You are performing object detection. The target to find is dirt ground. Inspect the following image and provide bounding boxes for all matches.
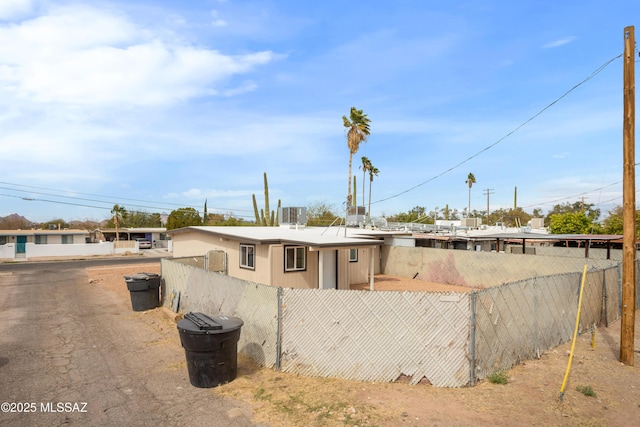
[350,274,474,293]
[88,264,640,426]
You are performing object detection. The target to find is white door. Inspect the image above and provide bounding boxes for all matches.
[319,250,337,289]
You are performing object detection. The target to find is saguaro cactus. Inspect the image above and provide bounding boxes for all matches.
[252,172,280,226]
[264,173,271,225]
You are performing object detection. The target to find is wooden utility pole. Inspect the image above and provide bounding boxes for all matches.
[483,188,494,225]
[621,26,636,366]
[581,196,589,211]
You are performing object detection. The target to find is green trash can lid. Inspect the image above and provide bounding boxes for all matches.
[178,312,243,334]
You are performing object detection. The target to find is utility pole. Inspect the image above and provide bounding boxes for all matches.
[581,196,589,211]
[621,26,636,366]
[483,188,494,226]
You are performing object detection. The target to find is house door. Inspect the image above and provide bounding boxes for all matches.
[16,236,27,254]
[319,250,337,289]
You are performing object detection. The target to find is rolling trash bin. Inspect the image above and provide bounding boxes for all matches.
[177,312,243,388]
[124,273,160,312]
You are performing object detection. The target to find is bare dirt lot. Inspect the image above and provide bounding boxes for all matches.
[89,264,640,426]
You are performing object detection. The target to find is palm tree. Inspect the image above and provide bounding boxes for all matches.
[465,173,476,218]
[360,156,371,207]
[367,164,379,221]
[111,204,126,241]
[343,107,371,208]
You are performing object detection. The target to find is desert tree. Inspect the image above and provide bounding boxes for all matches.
[367,163,379,220]
[110,204,126,241]
[343,107,371,208]
[465,173,476,218]
[360,156,371,207]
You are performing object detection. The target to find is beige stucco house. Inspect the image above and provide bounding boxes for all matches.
[167,226,387,290]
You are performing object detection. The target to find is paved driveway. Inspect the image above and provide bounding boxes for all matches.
[0,261,261,427]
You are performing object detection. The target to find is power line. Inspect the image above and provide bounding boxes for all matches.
[520,181,620,209]
[519,162,640,210]
[0,180,253,212]
[0,185,165,211]
[0,193,111,210]
[372,53,624,205]
[2,53,630,220]
[0,191,257,220]
[0,181,254,214]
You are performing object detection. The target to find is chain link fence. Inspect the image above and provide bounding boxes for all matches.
[161,259,279,368]
[280,289,470,386]
[170,255,206,269]
[472,264,628,383]
[161,258,637,387]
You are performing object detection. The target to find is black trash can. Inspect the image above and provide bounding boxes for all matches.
[177,312,243,388]
[124,273,161,312]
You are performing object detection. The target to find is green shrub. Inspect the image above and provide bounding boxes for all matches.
[487,370,508,385]
[576,385,596,397]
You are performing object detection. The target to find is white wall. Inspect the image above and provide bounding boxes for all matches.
[113,240,137,255]
[0,244,15,259]
[25,242,114,258]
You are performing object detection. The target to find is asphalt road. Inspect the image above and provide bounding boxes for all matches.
[0,259,262,427]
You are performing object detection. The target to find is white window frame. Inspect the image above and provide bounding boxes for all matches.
[284,246,306,272]
[240,244,255,270]
[61,235,73,244]
[35,235,48,245]
[349,248,358,262]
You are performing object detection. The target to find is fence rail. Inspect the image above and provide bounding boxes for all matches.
[160,258,638,387]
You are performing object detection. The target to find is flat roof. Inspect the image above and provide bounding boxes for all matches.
[0,229,89,236]
[414,232,623,242]
[168,226,389,248]
[98,228,166,233]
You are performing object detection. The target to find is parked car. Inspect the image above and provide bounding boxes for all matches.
[136,238,152,249]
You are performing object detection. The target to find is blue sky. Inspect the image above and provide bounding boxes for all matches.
[0,0,637,223]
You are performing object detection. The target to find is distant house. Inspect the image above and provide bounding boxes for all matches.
[0,229,90,258]
[411,229,623,259]
[167,226,387,290]
[96,227,168,248]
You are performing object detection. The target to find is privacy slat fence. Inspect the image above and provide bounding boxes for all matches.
[280,289,470,386]
[162,257,637,387]
[162,258,279,369]
[471,265,621,383]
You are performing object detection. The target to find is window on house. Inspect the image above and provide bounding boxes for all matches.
[284,246,307,271]
[240,244,255,270]
[0,236,6,245]
[349,248,358,262]
[285,246,306,271]
[61,235,73,244]
[35,235,47,245]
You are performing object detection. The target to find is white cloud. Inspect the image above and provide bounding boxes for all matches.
[222,81,258,96]
[210,10,227,27]
[0,0,32,20]
[0,5,277,106]
[543,37,577,49]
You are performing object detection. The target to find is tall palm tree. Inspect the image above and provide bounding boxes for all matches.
[111,204,126,241]
[360,156,371,207]
[367,164,379,221]
[465,173,476,218]
[343,107,371,208]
